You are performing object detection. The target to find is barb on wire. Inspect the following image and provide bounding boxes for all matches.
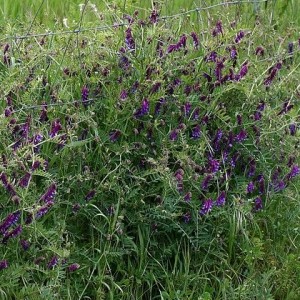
[1,0,268,42]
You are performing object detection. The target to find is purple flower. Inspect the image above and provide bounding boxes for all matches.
[278,100,294,115]
[154,98,165,115]
[68,263,80,272]
[287,165,300,180]
[191,32,199,49]
[253,111,262,121]
[235,62,248,80]
[47,256,59,269]
[81,86,89,107]
[213,129,223,150]
[255,46,264,56]
[201,175,212,190]
[31,161,41,171]
[289,124,297,136]
[253,197,263,212]
[208,159,220,174]
[0,260,8,270]
[134,99,149,118]
[169,129,179,141]
[248,159,256,177]
[49,119,62,138]
[215,60,224,81]
[40,184,57,203]
[0,211,21,234]
[247,181,255,193]
[230,46,238,59]
[200,199,213,215]
[85,190,96,201]
[2,225,22,244]
[36,201,54,219]
[206,51,217,62]
[288,42,294,55]
[109,129,121,142]
[183,102,192,116]
[274,180,285,192]
[19,172,31,188]
[264,62,282,86]
[149,9,159,24]
[192,107,200,120]
[257,101,266,111]
[120,89,128,101]
[215,191,226,206]
[182,212,191,223]
[258,175,265,194]
[184,192,192,202]
[20,239,30,251]
[191,125,201,139]
[125,28,135,50]
[212,20,223,37]
[234,30,245,43]
[235,130,247,143]
[150,82,161,94]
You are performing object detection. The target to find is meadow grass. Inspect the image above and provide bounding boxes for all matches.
[0,0,300,299]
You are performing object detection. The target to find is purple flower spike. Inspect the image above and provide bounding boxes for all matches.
[200,199,213,215]
[201,175,212,190]
[215,191,226,206]
[182,212,191,223]
[47,256,59,269]
[0,260,8,270]
[40,184,57,203]
[85,190,96,201]
[287,165,300,180]
[49,119,62,138]
[154,98,165,115]
[289,124,297,136]
[125,28,135,50]
[20,239,30,251]
[2,225,22,244]
[212,20,223,37]
[209,159,220,174]
[235,130,247,143]
[19,172,31,188]
[120,89,128,101]
[235,62,249,80]
[36,201,54,219]
[247,181,255,193]
[81,86,89,107]
[274,180,285,192]
[264,62,282,86]
[0,211,21,234]
[68,263,80,272]
[149,9,159,24]
[191,124,201,139]
[248,159,256,177]
[191,32,199,49]
[169,129,179,141]
[253,197,263,212]
[255,46,264,56]
[184,192,192,202]
[109,129,121,142]
[134,99,149,118]
[234,30,245,43]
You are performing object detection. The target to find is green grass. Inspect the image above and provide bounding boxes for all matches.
[0,0,300,299]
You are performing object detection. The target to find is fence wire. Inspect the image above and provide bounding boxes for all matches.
[1,0,268,42]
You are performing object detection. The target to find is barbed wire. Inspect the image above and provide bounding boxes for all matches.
[1,0,268,42]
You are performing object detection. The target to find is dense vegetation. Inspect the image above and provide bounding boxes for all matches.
[0,1,300,299]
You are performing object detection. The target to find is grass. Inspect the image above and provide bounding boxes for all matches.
[0,0,300,299]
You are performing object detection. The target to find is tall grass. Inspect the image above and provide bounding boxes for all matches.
[0,0,300,299]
